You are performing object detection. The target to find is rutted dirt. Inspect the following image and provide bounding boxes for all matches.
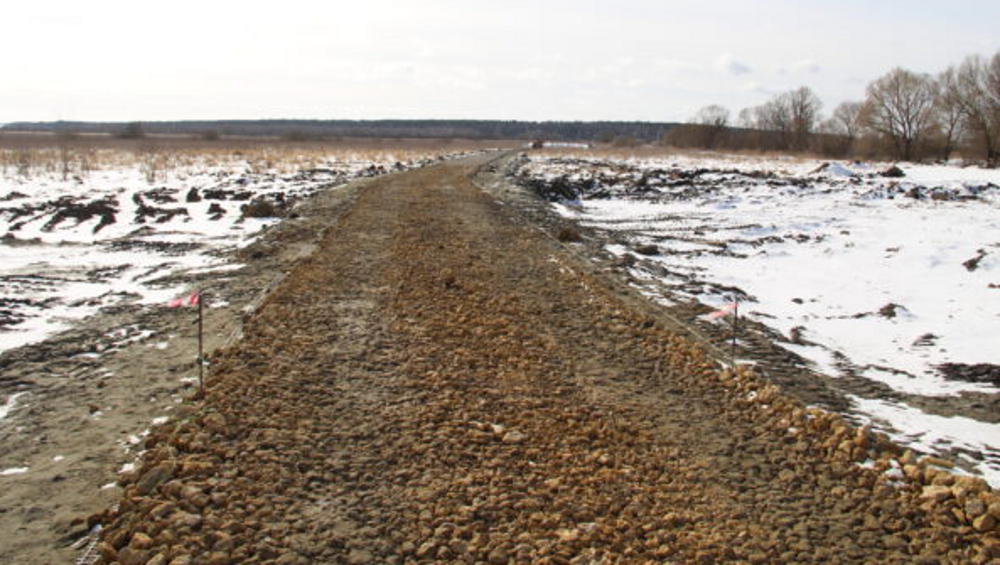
[81,154,1000,564]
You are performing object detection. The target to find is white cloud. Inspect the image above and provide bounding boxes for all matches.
[0,1,997,122]
[791,59,822,73]
[655,59,703,74]
[716,53,753,75]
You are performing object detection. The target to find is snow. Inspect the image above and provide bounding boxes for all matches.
[522,153,1000,485]
[0,467,28,475]
[538,157,1000,397]
[849,395,1000,487]
[821,163,857,178]
[0,150,445,352]
[778,343,843,378]
[0,392,25,421]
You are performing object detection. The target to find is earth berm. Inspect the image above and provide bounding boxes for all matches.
[91,154,1000,564]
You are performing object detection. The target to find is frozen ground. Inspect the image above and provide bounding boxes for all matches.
[0,151,447,352]
[515,152,1000,485]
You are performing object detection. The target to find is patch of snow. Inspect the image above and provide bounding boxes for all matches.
[0,151,453,352]
[528,155,1000,398]
[0,467,29,475]
[824,163,857,177]
[522,153,1000,486]
[778,342,844,378]
[848,395,1000,488]
[0,392,27,421]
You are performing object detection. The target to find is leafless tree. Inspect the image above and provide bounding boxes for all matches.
[831,101,864,144]
[690,104,730,148]
[862,67,937,161]
[948,53,1000,166]
[693,105,730,128]
[736,107,754,129]
[786,86,823,150]
[934,67,966,161]
[753,98,792,149]
[739,87,821,151]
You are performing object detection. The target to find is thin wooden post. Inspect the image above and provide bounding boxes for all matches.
[197,291,204,396]
[731,299,739,366]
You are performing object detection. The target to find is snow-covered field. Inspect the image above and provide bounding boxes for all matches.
[516,151,1000,485]
[0,148,447,352]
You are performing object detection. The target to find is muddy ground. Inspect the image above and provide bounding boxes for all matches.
[0,170,382,564]
[74,153,1000,564]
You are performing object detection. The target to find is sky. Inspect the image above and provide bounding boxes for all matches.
[2,0,998,124]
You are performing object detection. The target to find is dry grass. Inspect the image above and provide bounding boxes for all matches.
[0,132,517,180]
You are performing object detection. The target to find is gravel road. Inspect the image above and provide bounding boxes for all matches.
[90,154,1000,564]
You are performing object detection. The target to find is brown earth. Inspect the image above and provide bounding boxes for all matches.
[89,154,1000,564]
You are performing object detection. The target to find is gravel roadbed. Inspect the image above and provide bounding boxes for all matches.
[90,154,1000,564]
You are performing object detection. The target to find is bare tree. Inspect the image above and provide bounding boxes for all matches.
[754,97,792,150]
[738,87,821,151]
[949,53,1000,166]
[736,107,754,129]
[934,67,966,161]
[862,67,937,161]
[831,101,864,144]
[690,104,730,148]
[786,86,823,150]
[693,105,730,128]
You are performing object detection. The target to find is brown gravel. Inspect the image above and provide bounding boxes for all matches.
[92,154,1000,564]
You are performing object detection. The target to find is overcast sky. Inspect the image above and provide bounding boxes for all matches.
[2,0,998,124]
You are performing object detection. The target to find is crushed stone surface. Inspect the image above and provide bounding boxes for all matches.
[90,154,1000,564]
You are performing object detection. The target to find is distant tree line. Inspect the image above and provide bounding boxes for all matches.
[1,119,677,144]
[663,49,1000,165]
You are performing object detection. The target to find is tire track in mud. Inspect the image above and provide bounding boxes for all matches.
[91,155,1000,564]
